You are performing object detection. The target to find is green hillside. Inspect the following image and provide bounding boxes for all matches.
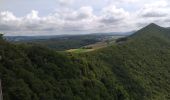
[88,23,170,100]
[0,23,170,100]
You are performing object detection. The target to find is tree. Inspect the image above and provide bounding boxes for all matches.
[0,33,3,40]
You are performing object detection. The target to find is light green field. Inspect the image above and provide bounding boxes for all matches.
[67,41,113,53]
[67,35,125,53]
[67,48,93,53]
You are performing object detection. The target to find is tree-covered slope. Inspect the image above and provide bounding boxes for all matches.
[89,23,170,100]
[0,23,170,100]
[0,39,130,100]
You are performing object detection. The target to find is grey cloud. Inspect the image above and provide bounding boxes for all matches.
[164,18,170,22]
[58,0,74,6]
[100,5,129,25]
[0,24,14,31]
[100,17,123,24]
[142,12,167,17]
[139,0,170,18]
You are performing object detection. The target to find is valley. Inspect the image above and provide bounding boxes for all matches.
[67,35,125,53]
[0,23,170,100]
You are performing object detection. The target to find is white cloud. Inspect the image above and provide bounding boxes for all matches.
[100,5,129,24]
[139,0,170,17]
[136,0,170,25]
[54,6,95,21]
[144,0,168,8]
[119,0,138,3]
[77,7,94,20]
[26,10,40,20]
[58,0,74,6]
[0,0,170,35]
[0,11,18,21]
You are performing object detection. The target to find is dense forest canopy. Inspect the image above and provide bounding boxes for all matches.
[0,23,170,100]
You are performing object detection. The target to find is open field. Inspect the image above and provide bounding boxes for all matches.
[67,35,125,53]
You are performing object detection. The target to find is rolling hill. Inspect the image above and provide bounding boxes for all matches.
[0,23,170,100]
[5,34,126,51]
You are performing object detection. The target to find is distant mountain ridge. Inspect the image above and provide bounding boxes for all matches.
[5,33,128,51]
[4,32,132,42]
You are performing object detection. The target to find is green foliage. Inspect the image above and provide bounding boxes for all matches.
[0,23,170,100]
[0,33,3,40]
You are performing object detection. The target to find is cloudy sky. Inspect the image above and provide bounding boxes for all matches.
[0,0,170,36]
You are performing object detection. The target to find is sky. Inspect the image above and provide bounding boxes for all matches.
[0,0,170,36]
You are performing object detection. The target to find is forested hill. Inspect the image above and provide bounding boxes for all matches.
[89,23,170,100]
[0,23,170,100]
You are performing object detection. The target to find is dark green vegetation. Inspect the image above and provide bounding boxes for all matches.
[0,23,170,100]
